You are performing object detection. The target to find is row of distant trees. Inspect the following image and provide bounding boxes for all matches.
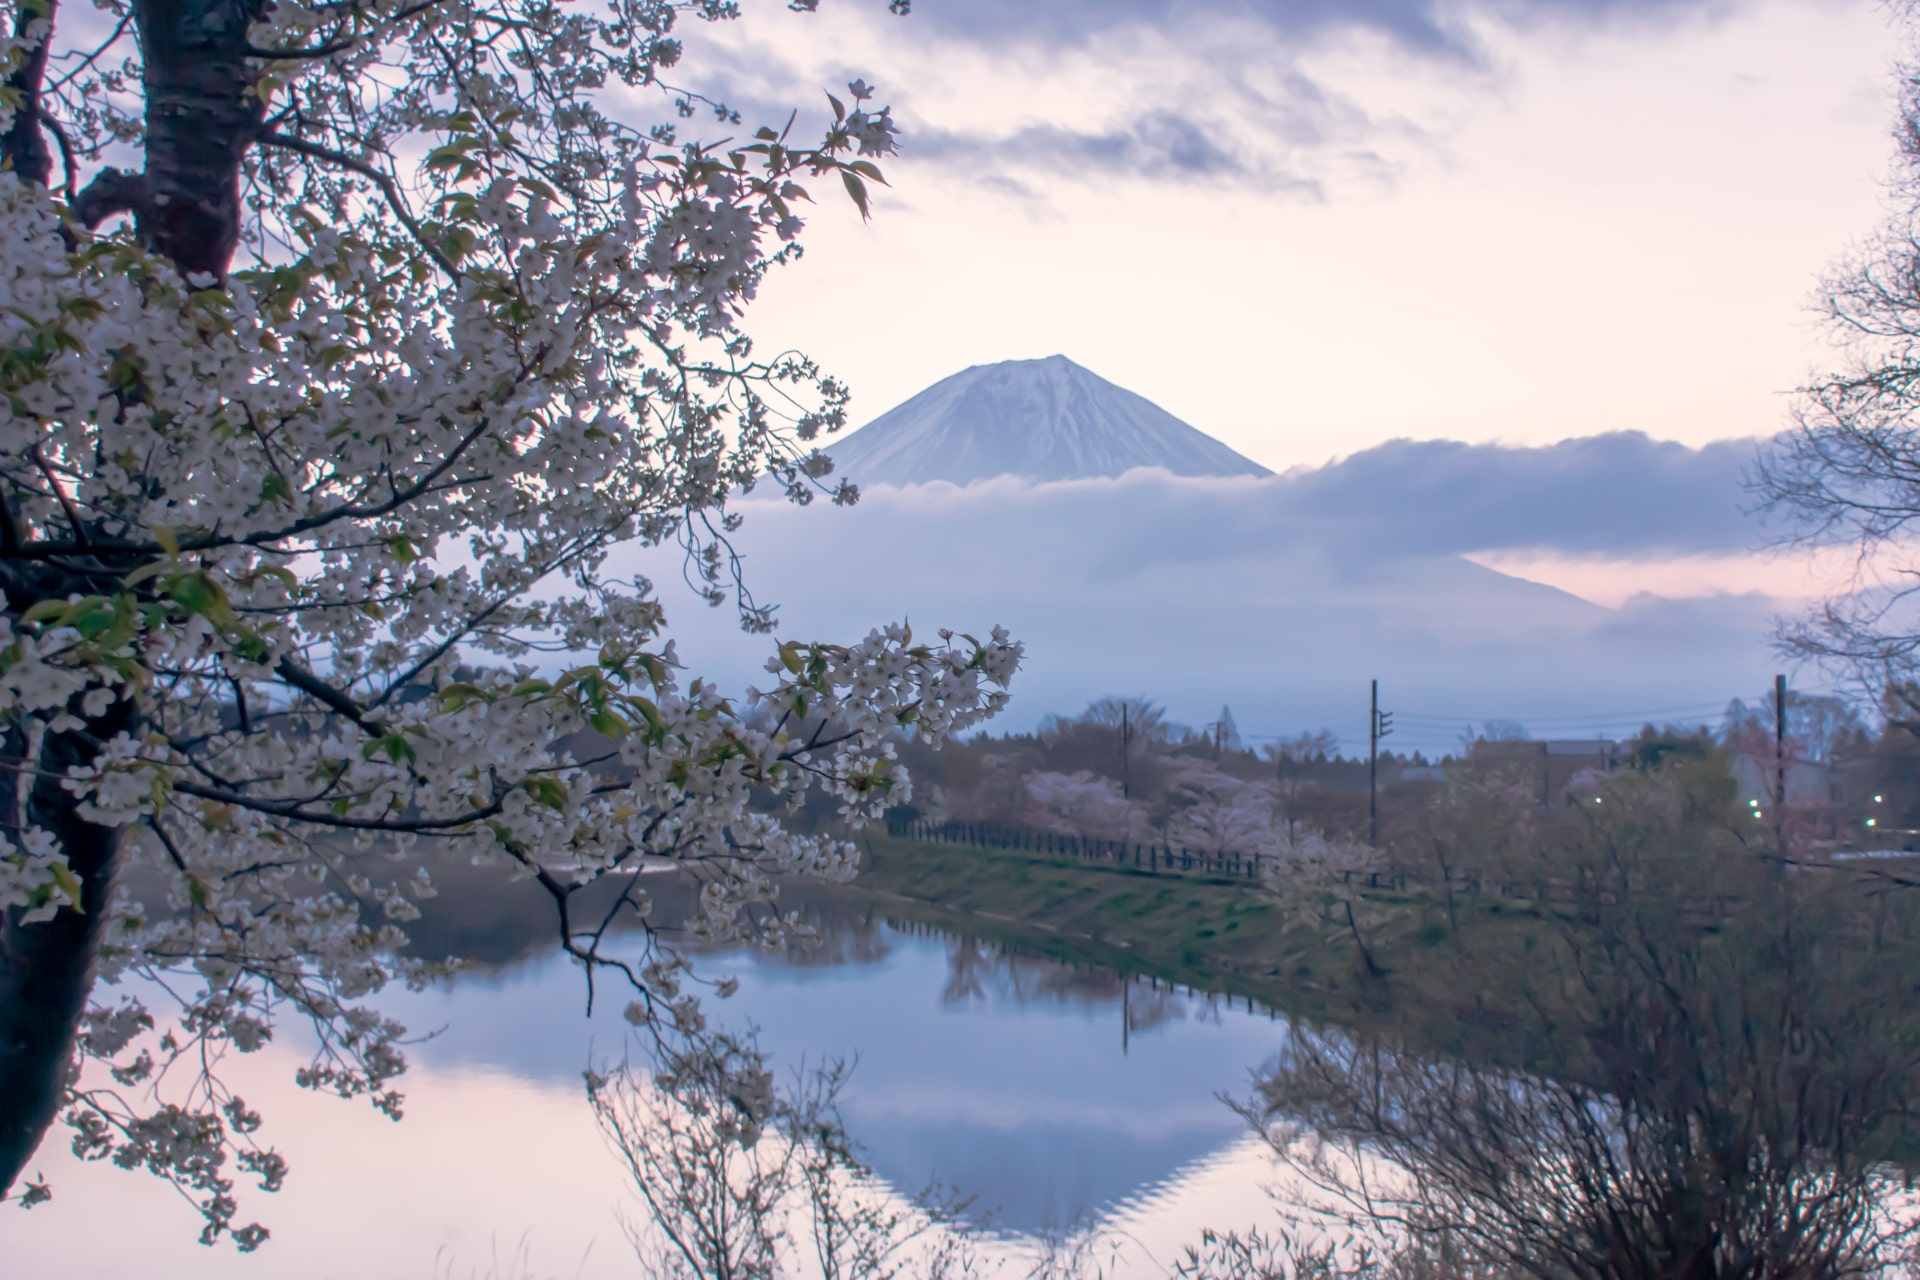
[600,728,1920,1280]
[864,683,1920,857]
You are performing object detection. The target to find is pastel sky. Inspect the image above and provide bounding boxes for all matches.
[689,0,1894,471]
[606,0,1911,738]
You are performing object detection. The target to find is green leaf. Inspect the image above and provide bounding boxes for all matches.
[48,862,83,912]
[250,565,299,593]
[168,572,237,630]
[841,171,870,219]
[437,681,488,711]
[630,696,667,741]
[521,777,569,811]
[149,524,181,558]
[63,597,111,639]
[362,733,415,764]
[101,594,140,649]
[230,634,271,664]
[123,559,170,588]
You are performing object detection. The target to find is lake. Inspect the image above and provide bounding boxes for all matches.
[4,888,1303,1279]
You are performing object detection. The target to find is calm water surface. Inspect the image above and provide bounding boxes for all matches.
[7,898,1299,1278]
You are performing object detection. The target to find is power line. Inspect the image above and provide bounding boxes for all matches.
[1389,700,1734,727]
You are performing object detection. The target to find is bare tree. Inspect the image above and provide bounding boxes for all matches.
[589,1031,979,1280]
[1756,5,1920,713]
[1072,698,1177,746]
[1244,767,1920,1280]
[1265,732,1340,768]
[1263,830,1393,979]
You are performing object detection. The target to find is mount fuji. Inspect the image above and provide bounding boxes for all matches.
[822,355,1270,487]
[617,358,1782,749]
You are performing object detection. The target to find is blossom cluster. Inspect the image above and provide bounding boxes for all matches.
[0,0,1009,1244]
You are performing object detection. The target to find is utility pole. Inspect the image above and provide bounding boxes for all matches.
[1120,703,1131,802]
[1775,672,1788,852]
[1369,680,1393,846]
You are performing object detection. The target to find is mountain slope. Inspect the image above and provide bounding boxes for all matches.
[824,355,1271,486]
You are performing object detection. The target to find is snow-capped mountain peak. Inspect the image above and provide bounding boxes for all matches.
[822,355,1270,487]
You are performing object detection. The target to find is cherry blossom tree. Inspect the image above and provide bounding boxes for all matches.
[1024,770,1143,842]
[1261,828,1390,979]
[0,0,1018,1245]
[1163,760,1273,855]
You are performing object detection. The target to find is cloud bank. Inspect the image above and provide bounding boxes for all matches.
[617,444,1790,752]
[1274,430,1765,557]
[902,0,1726,61]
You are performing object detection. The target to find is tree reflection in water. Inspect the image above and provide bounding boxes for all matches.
[589,1025,1105,1280]
[933,930,1228,1042]
[309,780,1920,1278]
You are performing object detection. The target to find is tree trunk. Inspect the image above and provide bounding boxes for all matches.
[1,0,59,189]
[1432,837,1459,934]
[0,696,141,1195]
[134,0,265,278]
[0,0,263,1197]
[1343,897,1384,979]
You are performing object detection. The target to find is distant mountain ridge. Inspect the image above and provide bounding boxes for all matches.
[823,355,1271,487]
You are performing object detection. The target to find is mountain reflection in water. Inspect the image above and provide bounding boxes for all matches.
[406,884,1291,1234]
[7,871,1294,1279]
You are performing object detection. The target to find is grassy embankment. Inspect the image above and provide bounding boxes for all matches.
[839,833,1552,1035]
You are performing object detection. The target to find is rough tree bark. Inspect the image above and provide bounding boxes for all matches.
[0,0,260,1195]
[0,702,142,1193]
[130,0,265,277]
[1,0,57,190]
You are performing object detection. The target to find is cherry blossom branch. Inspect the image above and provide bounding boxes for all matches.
[256,131,459,280]
[169,781,504,832]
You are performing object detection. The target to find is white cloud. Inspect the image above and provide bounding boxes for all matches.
[619,470,1794,754]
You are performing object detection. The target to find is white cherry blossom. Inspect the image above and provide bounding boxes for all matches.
[0,0,1018,1246]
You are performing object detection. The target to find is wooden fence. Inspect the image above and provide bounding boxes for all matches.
[886,817,1740,910]
[894,817,1269,881]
